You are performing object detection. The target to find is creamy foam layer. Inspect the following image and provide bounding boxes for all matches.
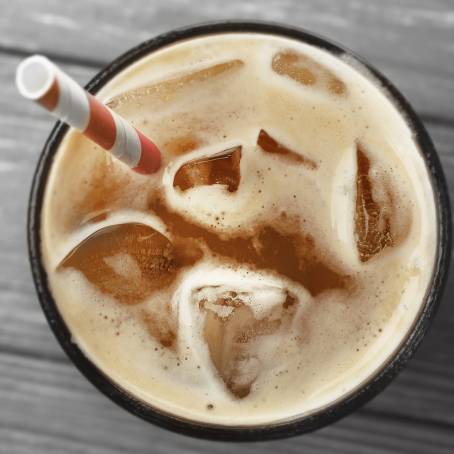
[41,33,437,425]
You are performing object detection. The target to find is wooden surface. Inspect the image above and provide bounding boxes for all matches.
[0,1,453,452]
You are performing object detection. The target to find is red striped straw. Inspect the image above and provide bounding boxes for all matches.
[16,55,161,174]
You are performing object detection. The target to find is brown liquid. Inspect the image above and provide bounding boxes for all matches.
[173,146,242,192]
[149,195,348,296]
[163,134,202,157]
[272,50,346,95]
[257,129,317,169]
[355,144,394,262]
[61,193,348,302]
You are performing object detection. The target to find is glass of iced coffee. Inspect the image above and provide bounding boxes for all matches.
[28,22,451,440]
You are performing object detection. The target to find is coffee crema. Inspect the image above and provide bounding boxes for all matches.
[41,33,436,426]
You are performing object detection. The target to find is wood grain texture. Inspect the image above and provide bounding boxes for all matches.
[0,0,453,452]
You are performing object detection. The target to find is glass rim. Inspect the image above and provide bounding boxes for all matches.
[28,20,452,441]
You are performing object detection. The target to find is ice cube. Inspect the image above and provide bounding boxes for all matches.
[59,223,190,305]
[257,129,317,169]
[272,50,346,96]
[355,145,393,261]
[196,286,298,398]
[106,60,244,112]
[173,146,242,192]
[141,307,177,349]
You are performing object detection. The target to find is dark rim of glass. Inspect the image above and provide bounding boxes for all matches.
[28,21,452,441]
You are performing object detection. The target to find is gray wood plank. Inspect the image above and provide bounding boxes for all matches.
[1,353,454,454]
[0,429,115,454]
[2,0,454,122]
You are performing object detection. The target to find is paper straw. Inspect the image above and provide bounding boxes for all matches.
[16,55,161,174]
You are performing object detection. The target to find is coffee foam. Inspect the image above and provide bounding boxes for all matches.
[41,33,437,425]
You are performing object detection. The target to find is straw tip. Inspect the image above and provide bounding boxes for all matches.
[16,54,55,100]
[133,132,162,175]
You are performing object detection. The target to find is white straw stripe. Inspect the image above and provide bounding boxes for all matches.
[110,114,126,159]
[123,123,141,167]
[110,113,141,167]
[53,67,90,131]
